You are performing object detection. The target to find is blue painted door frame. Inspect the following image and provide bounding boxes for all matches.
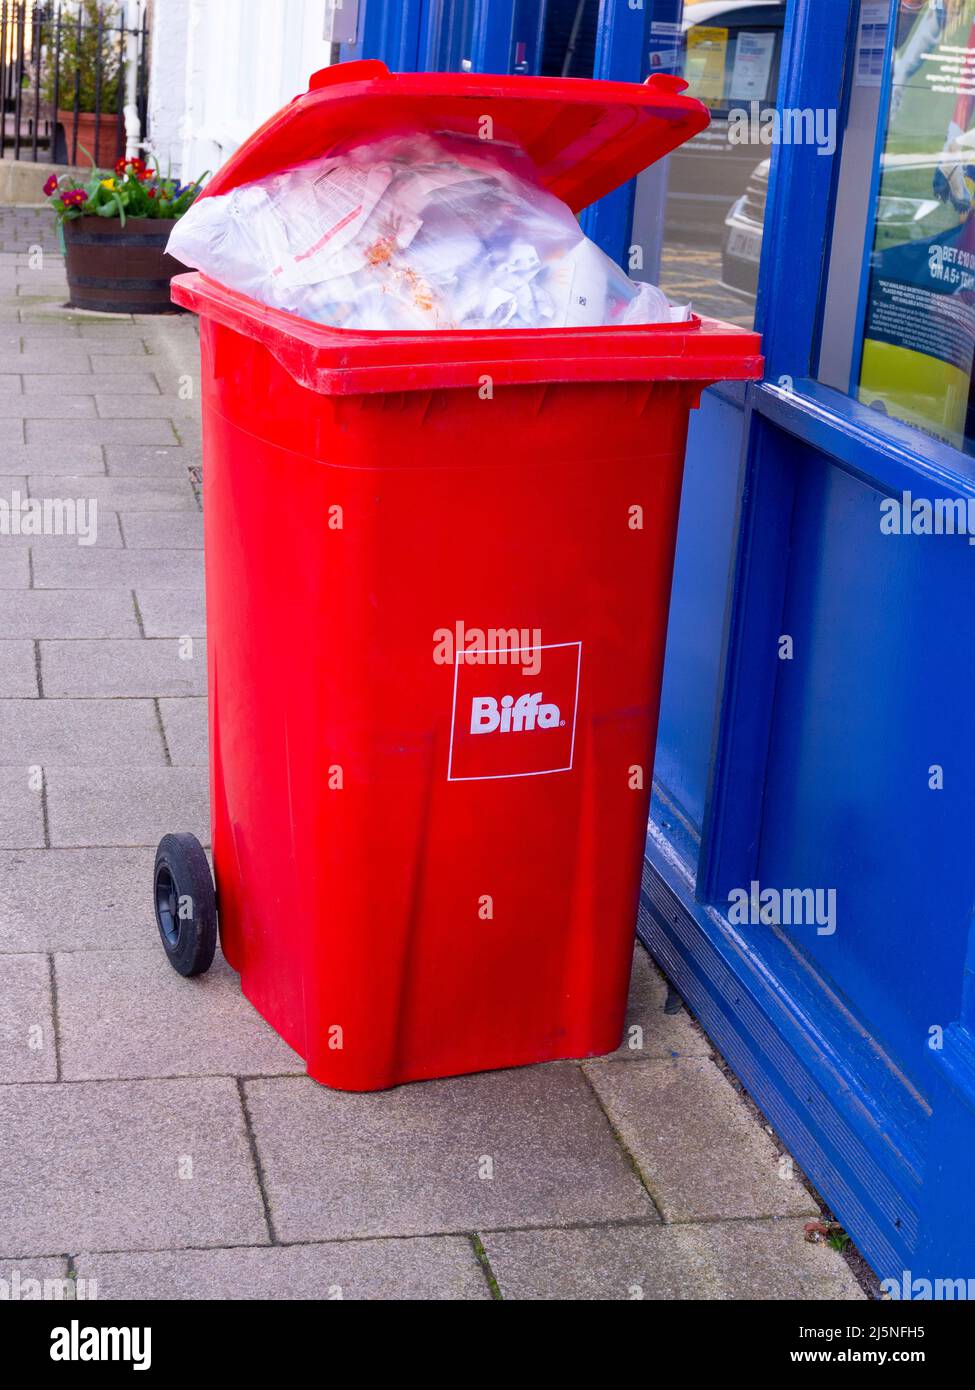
[343,0,975,1283]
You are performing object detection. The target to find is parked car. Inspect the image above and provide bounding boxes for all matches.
[721,151,953,300]
[664,0,786,243]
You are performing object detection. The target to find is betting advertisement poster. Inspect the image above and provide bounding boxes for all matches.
[858,0,975,452]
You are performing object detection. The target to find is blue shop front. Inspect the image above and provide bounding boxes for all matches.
[336,0,975,1287]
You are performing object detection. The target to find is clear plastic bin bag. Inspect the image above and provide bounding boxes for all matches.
[167,132,690,331]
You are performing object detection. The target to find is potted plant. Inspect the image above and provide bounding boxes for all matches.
[44,157,206,313]
[43,0,123,169]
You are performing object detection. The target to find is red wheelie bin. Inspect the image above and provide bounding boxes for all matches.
[152,61,762,1090]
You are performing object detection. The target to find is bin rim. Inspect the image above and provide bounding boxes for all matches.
[172,270,764,397]
[199,61,712,214]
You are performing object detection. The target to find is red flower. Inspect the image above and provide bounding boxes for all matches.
[42,173,58,197]
[147,188,156,198]
[116,156,147,179]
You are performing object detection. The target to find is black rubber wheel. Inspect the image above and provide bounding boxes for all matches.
[153,833,217,977]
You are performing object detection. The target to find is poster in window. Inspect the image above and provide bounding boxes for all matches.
[858,0,975,452]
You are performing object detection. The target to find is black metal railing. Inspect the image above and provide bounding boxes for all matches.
[0,0,148,167]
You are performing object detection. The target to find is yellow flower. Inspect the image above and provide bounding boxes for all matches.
[100,178,116,190]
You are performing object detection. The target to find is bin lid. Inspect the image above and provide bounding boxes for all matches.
[202,60,710,213]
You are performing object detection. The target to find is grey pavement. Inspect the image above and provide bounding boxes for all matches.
[0,206,864,1301]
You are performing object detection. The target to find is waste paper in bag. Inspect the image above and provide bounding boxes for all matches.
[167,133,690,331]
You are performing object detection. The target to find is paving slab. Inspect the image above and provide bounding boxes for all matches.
[0,767,45,848]
[0,548,29,587]
[46,766,210,847]
[76,1236,490,1301]
[28,473,197,511]
[584,1057,818,1222]
[23,373,161,396]
[26,418,180,447]
[40,638,207,698]
[0,847,156,952]
[0,442,105,474]
[33,548,204,590]
[104,444,201,476]
[121,511,205,548]
[0,699,164,767]
[0,952,57,1081]
[158,697,208,765]
[0,641,38,696]
[480,1220,865,1300]
[135,588,207,638]
[96,394,199,419]
[0,590,139,638]
[0,1078,268,1257]
[593,944,712,1063]
[0,394,96,419]
[0,510,121,549]
[56,949,304,1081]
[90,356,162,376]
[245,1066,655,1243]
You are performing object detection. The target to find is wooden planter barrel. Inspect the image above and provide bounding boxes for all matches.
[63,216,188,314]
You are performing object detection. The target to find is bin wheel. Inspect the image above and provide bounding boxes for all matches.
[153,833,217,977]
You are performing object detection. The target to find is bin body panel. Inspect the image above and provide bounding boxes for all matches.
[199,314,695,1088]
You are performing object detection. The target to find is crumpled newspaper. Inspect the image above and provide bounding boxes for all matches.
[168,132,690,331]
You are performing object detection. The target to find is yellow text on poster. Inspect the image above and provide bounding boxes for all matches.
[685,26,729,108]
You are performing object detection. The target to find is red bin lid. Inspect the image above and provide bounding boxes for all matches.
[202,60,710,212]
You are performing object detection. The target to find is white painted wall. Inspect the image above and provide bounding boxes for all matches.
[147,0,333,180]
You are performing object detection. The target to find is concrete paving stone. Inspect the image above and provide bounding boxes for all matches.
[0,548,29,587]
[0,847,156,952]
[0,394,97,419]
[0,510,122,549]
[0,353,99,375]
[593,944,712,1064]
[0,1257,74,1301]
[40,638,207,698]
[104,444,201,476]
[584,1057,818,1222]
[0,374,21,392]
[76,1236,490,1301]
[245,1066,655,1243]
[121,511,204,549]
[57,949,304,1082]
[26,418,180,447]
[32,548,204,590]
[0,443,104,474]
[72,337,149,355]
[159,697,208,765]
[480,1220,866,1301]
[135,588,206,638]
[23,373,161,396]
[0,1078,268,1256]
[19,307,129,325]
[29,473,197,510]
[0,417,24,443]
[90,356,162,376]
[0,953,57,1081]
[0,767,45,847]
[46,766,209,847]
[0,698,165,767]
[0,590,139,638]
[96,394,200,419]
[0,641,38,696]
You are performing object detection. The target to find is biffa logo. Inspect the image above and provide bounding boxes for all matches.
[448,642,581,781]
[470,692,562,735]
